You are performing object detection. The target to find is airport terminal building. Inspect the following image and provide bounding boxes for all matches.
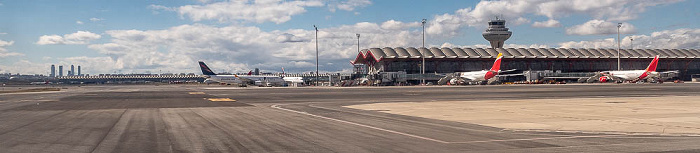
[351,47,700,82]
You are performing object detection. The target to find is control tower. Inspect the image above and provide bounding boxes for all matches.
[482,18,512,48]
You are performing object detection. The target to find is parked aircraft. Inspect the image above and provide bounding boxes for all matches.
[280,67,304,84]
[599,55,663,83]
[198,61,285,87]
[449,53,515,85]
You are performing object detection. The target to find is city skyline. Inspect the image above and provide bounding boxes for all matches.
[0,0,698,75]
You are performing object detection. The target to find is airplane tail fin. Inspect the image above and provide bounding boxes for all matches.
[198,61,217,75]
[645,55,659,72]
[247,70,252,75]
[281,67,286,78]
[490,53,503,72]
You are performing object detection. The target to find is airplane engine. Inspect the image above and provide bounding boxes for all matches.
[599,76,609,83]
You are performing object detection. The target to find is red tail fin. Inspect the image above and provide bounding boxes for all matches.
[490,53,503,71]
[645,55,659,72]
[247,70,252,75]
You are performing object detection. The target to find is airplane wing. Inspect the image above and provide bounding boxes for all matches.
[496,73,524,77]
[659,70,679,74]
[499,69,517,73]
[542,76,590,79]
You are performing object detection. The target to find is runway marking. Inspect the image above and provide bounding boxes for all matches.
[189,92,206,95]
[271,104,642,144]
[207,98,236,102]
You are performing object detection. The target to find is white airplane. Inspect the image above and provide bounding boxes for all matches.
[280,67,304,84]
[199,61,285,87]
[598,55,660,83]
[451,53,510,85]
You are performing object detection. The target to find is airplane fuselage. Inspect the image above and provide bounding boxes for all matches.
[459,70,496,82]
[603,70,657,81]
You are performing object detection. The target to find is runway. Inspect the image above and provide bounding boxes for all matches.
[1,84,699,152]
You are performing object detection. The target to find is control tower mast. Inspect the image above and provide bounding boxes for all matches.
[482,17,512,48]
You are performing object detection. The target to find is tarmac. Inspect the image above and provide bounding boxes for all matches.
[1,84,699,152]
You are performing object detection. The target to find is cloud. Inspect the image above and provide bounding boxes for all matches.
[330,0,371,12]
[0,60,47,74]
[80,19,431,74]
[565,20,636,35]
[276,33,307,43]
[424,0,680,36]
[76,20,84,25]
[0,40,23,57]
[36,31,102,45]
[160,0,323,24]
[380,20,421,30]
[148,4,177,13]
[559,28,700,49]
[89,18,104,21]
[532,19,561,28]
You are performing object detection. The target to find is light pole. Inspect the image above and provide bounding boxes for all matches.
[314,25,319,86]
[356,33,360,53]
[421,19,426,85]
[617,23,621,71]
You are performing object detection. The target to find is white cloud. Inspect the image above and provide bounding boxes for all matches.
[0,40,23,58]
[89,18,104,21]
[0,32,7,35]
[336,0,371,11]
[532,19,561,28]
[0,40,12,49]
[148,4,177,12]
[559,28,700,49]
[80,20,430,74]
[164,0,323,24]
[76,20,84,25]
[36,31,102,45]
[380,20,421,30]
[0,60,47,74]
[424,0,680,36]
[565,20,636,35]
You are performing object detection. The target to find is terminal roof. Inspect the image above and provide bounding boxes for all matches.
[350,47,700,64]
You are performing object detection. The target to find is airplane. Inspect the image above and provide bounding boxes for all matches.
[598,55,663,83]
[448,53,515,85]
[30,81,49,85]
[280,67,304,84]
[198,61,286,87]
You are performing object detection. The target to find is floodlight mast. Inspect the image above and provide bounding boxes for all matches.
[421,19,426,85]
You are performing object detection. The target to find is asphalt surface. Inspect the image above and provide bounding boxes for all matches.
[1,84,699,152]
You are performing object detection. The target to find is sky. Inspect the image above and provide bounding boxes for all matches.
[0,0,698,75]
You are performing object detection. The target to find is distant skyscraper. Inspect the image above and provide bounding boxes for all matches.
[58,66,63,77]
[254,68,260,75]
[70,65,75,76]
[77,66,81,76]
[50,65,56,77]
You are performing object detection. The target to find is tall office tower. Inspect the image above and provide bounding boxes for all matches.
[50,65,56,77]
[70,65,75,76]
[58,66,63,77]
[482,17,512,48]
[78,66,81,76]
[254,68,260,75]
